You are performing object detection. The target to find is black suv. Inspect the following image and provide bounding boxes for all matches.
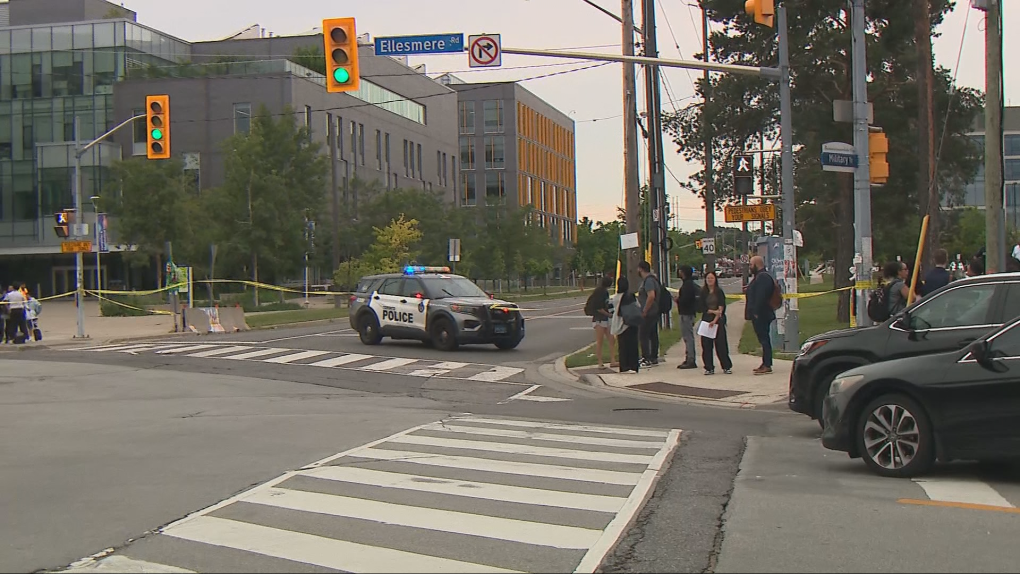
[789,273,1020,426]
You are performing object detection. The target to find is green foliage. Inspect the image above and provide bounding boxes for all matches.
[332,216,424,287]
[292,46,326,75]
[99,295,155,317]
[942,208,986,262]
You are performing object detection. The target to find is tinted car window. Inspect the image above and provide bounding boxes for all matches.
[910,284,997,330]
[378,278,403,296]
[421,276,489,299]
[356,277,383,293]
[1002,284,1020,324]
[989,322,1020,358]
[401,278,424,298]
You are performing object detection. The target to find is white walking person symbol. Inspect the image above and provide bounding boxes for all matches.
[738,157,750,173]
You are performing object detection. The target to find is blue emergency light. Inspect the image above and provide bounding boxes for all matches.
[404,265,451,275]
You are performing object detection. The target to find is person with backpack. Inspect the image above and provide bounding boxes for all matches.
[883,261,910,316]
[675,265,700,370]
[636,260,663,367]
[585,275,617,369]
[745,256,781,375]
[611,276,642,373]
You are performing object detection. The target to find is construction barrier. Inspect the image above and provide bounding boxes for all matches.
[183,306,249,334]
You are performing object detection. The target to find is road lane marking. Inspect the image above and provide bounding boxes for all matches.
[468,366,525,382]
[361,357,419,371]
[307,353,374,367]
[357,448,644,485]
[155,345,218,354]
[898,498,1020,513]
[185,346,253,358]
[912,477,1015,508]
[499,384,542,404]
[517,395,574,402]
[300,466,626,513]
[262,350,330,364]
[421,424,663,449]
[389,434,654,464]
[573,428,682,573]
[222,348,293,360]
[454,417,671,438]
[260,329,353,344]
[244,487,602,549]
[161,516,518,574]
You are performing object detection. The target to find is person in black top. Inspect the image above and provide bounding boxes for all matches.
[745,256,776,374]
[674,265,699,369]
[698,271,733,375]
[919,249,951,298]
[615,276,641,373]
[590,275,617,369]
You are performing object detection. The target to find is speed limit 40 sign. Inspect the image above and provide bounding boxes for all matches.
[700,238,716,254]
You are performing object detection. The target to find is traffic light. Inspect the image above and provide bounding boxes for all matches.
[323,18,360,93]
[696,239,703,250]
[869,130,889,185]
[745,0,775,28]
[54,210,71,238]
[146,95,170,160]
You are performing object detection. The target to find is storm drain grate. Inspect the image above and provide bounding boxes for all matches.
[630,382,748,399]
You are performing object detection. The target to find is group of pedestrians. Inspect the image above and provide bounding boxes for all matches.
[586,255,780,376]
[1,285,42,344]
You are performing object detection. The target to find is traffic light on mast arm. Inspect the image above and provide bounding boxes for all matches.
[869,129,890,185]
[745,0,775,28]
[323,17,360,93]
[146,95,170,160]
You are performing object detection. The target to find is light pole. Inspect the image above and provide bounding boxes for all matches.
[89,195,100,294]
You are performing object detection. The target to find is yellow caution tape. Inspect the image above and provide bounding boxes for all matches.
[86,290,174,315]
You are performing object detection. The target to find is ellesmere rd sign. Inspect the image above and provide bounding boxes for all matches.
[374,34,465,57]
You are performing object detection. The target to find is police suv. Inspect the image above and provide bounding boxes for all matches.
[348,266,525,351]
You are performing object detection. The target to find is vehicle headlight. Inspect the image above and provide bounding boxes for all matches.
[829,374,865,395]
[799,340,828,356]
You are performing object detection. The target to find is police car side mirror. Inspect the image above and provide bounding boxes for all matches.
[414,292,424,299]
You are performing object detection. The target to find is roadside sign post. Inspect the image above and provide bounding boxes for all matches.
[448,238,461,273]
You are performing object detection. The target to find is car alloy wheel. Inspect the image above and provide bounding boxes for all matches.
[857,394,934,478]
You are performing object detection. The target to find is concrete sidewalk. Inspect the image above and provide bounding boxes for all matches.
[570,301,790,408]
[8,299,178,347]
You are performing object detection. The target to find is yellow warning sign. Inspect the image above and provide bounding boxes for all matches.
[724,204,776,223]
[61,240,92,253]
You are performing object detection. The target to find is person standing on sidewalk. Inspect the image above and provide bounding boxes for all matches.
[675,265,699,370]
[746,256,777,375]
[612,276,641,373]
[636,261,661,367]
[588,275,617,369]
[3,284,28,343]
[698,271,733,375]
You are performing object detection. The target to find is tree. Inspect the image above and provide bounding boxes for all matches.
[332,215,423,287]
[106,157,205,285]
[663,0,982,322]
[213,105,328,304]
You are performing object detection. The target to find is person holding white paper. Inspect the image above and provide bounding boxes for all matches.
[697,271,733,375]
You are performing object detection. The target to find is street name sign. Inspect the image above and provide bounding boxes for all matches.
[724,204,776,223]
[61,240,92,253]
[374,34,464,56]
[820,142,857,173]
[468,34,501,68]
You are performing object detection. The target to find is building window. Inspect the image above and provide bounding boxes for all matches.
[1006,158,1020,181]
[485,136,505,169]
[374,130,382,170]
[1005,134,1020,157]
[417,144,423,180]
[385,133,391,165]
[350,121,357,165]
[437,151,442,181]
[409,140,416,177]
[403,139,409,176]
[459,101,475,134]
[442,152,448,186]
[485,171,505,199]
[526,177,533,205]
[132,107,146,155]
[483,100,504,133]
[336,116,343,155]
[462,172,477,206]
[460,137,475,170]
[304,105,312,127]
[359,124,365,165]
[234,103,252,134]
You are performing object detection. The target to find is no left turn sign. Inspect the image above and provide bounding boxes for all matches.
[468,34,501,68]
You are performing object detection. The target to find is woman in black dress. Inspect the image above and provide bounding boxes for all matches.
[699,271,733,375]
[613,276,641,373]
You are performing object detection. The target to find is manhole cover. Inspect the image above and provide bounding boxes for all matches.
[631,382,748,399]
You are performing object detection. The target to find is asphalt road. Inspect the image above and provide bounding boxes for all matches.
[4,289,1020,573]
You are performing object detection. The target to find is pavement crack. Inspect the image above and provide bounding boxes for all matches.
[703,436,746,574]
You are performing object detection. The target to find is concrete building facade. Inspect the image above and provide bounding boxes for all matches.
[944,106,1020,227]
[445,77,577,246]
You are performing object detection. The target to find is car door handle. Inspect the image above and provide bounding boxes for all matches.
[400,299,408,303]
[374,296,380,300]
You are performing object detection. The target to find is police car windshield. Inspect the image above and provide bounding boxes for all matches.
[421,276,489,299]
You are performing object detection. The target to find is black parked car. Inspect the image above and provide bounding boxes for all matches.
[789,273,1020,427]
[821,317,1020,478]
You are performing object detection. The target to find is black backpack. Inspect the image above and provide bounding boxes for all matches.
[658,282,673,315]
[584,291,598,317]
[867,284,892,323]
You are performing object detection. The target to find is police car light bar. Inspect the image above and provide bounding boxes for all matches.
[404,265,452,275]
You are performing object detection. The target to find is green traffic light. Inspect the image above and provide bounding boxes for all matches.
[333,68,350,84]
[151,128,163,140]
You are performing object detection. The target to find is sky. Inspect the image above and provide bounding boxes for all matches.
[117,0,1016,230]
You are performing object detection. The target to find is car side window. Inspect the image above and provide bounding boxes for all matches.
[909,284,997,330]
[378,279,403,296]
[400,278,423,298]
[989,323,1020,358]
[1002,284,1020,324]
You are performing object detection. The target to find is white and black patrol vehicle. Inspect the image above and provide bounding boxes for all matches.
[348,266,525,351]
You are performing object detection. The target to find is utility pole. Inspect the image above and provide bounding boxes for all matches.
[622,0,642,289]
[73,116,85,338]
[642,0,671,319]
[777,5,799,352]
[702,2,716,274]
[851,0,874,327]
[983,0,1005,272]
[914,0,938,267]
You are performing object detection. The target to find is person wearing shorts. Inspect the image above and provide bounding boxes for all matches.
[590,275,617,369]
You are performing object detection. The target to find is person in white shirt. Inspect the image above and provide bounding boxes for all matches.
[3,285,28,343]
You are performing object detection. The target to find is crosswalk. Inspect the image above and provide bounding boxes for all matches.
[58,416,681,573]
[63,342,527,383]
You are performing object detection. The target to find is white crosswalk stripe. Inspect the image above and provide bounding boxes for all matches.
[57,416,681,574]
[63,343,527,383]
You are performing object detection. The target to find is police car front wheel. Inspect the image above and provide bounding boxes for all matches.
[431,319,459,352]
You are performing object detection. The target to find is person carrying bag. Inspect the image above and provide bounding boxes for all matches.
[612,276,642,373]
[697,271,733,375]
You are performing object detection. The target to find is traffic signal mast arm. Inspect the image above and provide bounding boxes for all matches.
[76,112,146,160]
[499,47,781,80]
